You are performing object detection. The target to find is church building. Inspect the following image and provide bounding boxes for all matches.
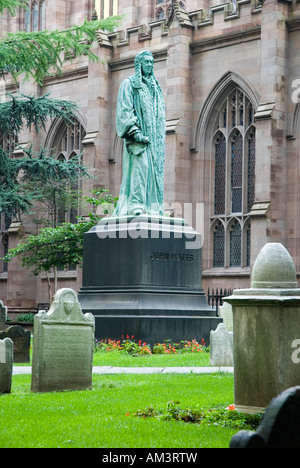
[0,0,299,316]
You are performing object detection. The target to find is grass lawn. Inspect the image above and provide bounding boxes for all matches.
[3,344,257,449]
[0,372,238,448]
[92,348,211,368]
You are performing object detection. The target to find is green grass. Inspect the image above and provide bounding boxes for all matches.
[93,349,211,367]
[6,346,246,448]
[0,372,238,448]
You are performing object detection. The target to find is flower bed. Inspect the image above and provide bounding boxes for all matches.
[94,335,209,355]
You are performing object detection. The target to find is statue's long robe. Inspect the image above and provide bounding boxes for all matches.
[113,74,165,217]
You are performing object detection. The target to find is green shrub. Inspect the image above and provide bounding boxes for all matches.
[16,313,35,323]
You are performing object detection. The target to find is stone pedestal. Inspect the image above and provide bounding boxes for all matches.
[78,215,221,345]
[226,243,300,413]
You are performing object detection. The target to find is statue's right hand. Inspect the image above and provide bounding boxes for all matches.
[134,132,150,144]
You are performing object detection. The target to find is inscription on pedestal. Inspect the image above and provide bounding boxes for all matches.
[150,252,194,262]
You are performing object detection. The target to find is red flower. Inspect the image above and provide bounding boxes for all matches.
[227,404,235,411]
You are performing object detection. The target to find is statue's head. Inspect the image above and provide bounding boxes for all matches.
[133,50,155,87]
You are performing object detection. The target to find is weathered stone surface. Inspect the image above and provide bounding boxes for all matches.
[210,323,234,367]
[0,338,13,393]
[218,302,233,332]
[226,243,300,412]
[0,301,7,331]
[251,242,298,289]
[31,288,95,393]
[79,216,220,345]
[0,325,30,363]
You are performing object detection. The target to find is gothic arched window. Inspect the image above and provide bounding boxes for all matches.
[52,118,86,225]
[51,118,86,272]
[213,221,225,268]
[155,0,185,20]
[214,133,226,215]
[211,88,256,269]
[96,0,119,19]
[25,0,46,32]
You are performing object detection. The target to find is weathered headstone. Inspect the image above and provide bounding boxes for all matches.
[218,301,233,332]
[0,325,30,363]
[0,338,13,393]
[210,323,234,367]
[0,300,7,330]
[31,288,95,393]
[230,386,300,448]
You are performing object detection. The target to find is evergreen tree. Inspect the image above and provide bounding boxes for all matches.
[0,0,121,84]
[0,0,121,297]
[0,95,89,220]
[0,1,121,218]
[3,189,117,301]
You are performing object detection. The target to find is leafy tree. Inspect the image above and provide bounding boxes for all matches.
[0,97,89,220]
[0,1,122,84]
[0,1,121,299]
[0,1,121,218]
[2,189,117,301]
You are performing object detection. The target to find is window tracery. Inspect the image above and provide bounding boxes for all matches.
[155,0,185,20]
[25,0,46,32]
[212,88,255,269]
[53,118,86,226]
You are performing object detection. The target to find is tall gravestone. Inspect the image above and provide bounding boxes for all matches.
[218,302,233,332]
[0,338,13,393]
[78,50,220,345]
[226,243,300,413]
[0,325,31,363]
[0,300,7,330]
[210,323,234,367]
[31,288,95,393]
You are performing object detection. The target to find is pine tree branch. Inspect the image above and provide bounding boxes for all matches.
[0,17,122,84]
[0,93,78,135]
[0,0,27,16]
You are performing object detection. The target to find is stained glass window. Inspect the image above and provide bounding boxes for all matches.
[211,88,256,269]
[214,134,226,215]
[32,2,39,31]
[247,131,255,212]
[213,221,225,267]
[155,1,185,20]
[230,220,241,267]
[231,132,243,213]
[246,222,251,267]
[54,118,86,225]
[95,0,119,19]
[24,1,46,32]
